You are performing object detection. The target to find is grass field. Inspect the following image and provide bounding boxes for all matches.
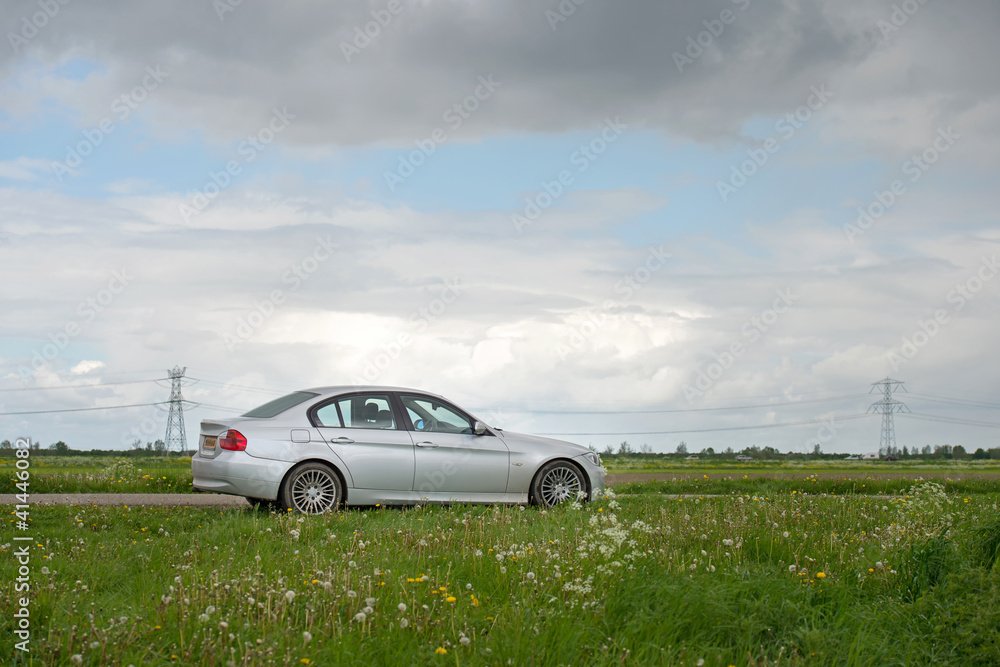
[4,456,1000,496]
[3,481,1000,665]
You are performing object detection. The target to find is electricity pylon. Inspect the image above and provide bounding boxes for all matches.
[164,366,188,454]
[868,377,909,457]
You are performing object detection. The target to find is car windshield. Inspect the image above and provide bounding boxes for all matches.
[242,391,318,418]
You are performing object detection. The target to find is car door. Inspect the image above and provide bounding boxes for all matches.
[399,393,509,495]
[313,392,414,491]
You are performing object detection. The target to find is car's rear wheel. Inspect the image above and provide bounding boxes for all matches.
[531,460,585,507]
[279,463,343,514]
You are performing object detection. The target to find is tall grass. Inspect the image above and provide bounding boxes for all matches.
[2,483,998,665]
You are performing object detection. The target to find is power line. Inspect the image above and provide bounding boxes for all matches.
[906,393,1000,410]
[475,393,868,415]
[0,402,165,416]
[0,378,167,393]
[187,378,292,395]
[536,413,873,436]
[902,413,1000,429]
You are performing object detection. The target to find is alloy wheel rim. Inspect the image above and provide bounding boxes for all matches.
[291,469,337,513]
[540,466,581,506]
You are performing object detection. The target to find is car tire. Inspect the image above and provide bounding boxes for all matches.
[279,462,343,514]
[531,460,586,507]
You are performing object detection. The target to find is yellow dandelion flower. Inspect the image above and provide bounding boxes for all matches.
[446,596,457,603]
[435,647,447,655]
[816,572,826,579]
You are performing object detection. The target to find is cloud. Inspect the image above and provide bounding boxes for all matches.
[0,157,50,181]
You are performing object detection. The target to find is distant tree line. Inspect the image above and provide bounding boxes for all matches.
[0,439,193,457]
[588,440,1000,460]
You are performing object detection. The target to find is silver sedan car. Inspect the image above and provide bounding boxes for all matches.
[191,386,605,513]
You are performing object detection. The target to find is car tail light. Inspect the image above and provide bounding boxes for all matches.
[219,430,247,451]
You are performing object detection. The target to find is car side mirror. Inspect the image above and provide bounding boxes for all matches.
[472,421,488,436]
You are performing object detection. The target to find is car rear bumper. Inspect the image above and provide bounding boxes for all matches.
[191,450,289,500]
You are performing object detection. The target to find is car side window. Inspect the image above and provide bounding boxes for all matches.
[335,394,396,430]
[402,396,473,434]
[314,403,343,428]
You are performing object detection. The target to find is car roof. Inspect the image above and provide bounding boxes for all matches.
[300,386,449,400]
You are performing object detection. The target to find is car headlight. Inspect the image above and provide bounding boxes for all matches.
[582,451,600,466]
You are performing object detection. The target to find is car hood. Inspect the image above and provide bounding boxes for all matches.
[496,430,589,456]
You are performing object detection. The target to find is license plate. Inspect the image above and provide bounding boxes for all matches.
[204,436,217,450]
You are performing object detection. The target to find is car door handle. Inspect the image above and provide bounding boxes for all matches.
[332,437,355,444]
[415,441,438,448]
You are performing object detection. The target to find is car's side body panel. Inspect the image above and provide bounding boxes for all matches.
[412,432,510,495]
[316,426,414,490]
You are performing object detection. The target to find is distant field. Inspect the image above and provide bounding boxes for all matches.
[0,456,191,494]
[604,458,1000,475]
[3,484,998,665]
[4,456,1000,495]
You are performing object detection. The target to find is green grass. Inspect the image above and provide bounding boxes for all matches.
[0,457,192,494]
[6,456,1000,496]
[2,483,999,665]
[605,458,1000,474]
[614,475,1000,497]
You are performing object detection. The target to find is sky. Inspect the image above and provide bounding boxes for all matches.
[1,0,998,454]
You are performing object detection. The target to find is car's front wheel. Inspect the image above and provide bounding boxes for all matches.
[279,462,343,514]
[531,460,585,507]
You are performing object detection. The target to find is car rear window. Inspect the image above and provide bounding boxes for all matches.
[242,392,318,418]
